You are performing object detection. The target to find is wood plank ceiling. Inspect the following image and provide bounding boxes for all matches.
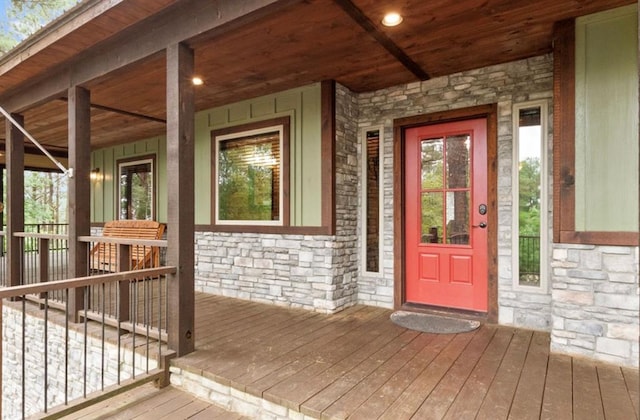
[0,0,634,160]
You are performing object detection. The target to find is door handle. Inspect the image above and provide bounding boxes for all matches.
[472,222,487,228]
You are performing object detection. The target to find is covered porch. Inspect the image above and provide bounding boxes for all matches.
[0,0,637,417]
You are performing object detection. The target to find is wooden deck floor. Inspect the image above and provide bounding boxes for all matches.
[57,293,639,419]
[165,294,640,420]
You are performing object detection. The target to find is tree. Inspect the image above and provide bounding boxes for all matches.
[0,0,81,56]
[518,157,541,235]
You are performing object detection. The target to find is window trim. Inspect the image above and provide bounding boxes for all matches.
[116,154,156,221]
[512,100,549,293]
[360,125,384,276]
[553,19,639,246]
[211,116,291,227]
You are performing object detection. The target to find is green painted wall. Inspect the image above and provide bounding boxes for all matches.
[91,83,322,226]
[574,5,639,232]
[91,136,167,223]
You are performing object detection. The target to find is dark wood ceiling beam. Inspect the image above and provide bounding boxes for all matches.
[0,0,303,113]
[334,0,430,81]
[58,98,166,124]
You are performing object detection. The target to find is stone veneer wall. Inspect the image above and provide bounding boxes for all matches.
[551,245,639,367]
[194,85,361,313]
[356,55,554,331]
[2,305,156,418]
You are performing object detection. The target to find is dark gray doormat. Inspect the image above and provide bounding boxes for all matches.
[390,311,480,334]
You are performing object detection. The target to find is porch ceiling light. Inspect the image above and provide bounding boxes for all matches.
[382,12,403,27]
[192,76,204,86]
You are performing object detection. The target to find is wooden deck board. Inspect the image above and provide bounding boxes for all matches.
[476,328,534,420]
[540,353,573,420]
[245,308,388,400]
[573,358,605,420]
[320,332,437,419]
[598,364,638,420]
[624,367,640,419]
[443,327,514,419]
[409,325,497,420]
[300,329,420,418]
[262,311,405,410]
[352,332,456,420]
[507,330,550,420]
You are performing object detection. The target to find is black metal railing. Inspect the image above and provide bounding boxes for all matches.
[519,235,540,285]
[0,267,175,418]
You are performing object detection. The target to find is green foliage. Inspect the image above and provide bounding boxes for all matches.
[0,0,81,56]
[518,157,541,235]
[218,143,276,221]
[2,170,67,225]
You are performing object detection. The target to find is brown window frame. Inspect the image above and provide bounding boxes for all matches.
[203,80,336,235]
[211,116,291,228]
[116,154,156,221]
[553,20,639,247]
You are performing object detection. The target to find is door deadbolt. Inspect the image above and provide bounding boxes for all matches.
[478,204,487,215]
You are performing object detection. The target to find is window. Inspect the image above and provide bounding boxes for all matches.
[361,126,384,274]
[118,156,155,220]
[213,117,290,226]
[513,102,548,291]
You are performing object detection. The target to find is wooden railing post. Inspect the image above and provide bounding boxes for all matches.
[117,243,130,323]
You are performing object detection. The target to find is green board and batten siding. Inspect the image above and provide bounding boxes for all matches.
[574,4,639,232]
[91,137,167,223]
[91,83,323,226]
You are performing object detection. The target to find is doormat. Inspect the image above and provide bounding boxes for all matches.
[390,311,480,334]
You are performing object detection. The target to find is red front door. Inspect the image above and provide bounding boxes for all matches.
[404,118,488,312]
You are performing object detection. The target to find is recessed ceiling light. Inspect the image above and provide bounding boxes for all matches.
[382,12,403,27]
[192,76,204,86]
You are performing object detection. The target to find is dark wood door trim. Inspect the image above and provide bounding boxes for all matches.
[393,104,498,323]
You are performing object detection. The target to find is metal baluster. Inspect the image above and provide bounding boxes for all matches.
[21,296,25,420]
[83,287,88,398]
[44,294,48,413]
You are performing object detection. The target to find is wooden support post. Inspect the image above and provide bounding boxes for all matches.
[0,166,4,257]
[166,43,195,356]
[117,243,130,324]
[68,86,91,322]
[6,113,24,288]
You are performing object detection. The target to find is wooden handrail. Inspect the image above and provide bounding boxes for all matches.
[78,235,168,247]
[0,266,176,300]
[13,232,68,240]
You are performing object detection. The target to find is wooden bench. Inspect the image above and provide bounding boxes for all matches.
[89,220,165,272]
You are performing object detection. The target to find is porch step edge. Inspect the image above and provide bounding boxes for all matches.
[169,366,318,420]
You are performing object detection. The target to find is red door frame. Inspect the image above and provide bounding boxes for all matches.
[393,105,498,322]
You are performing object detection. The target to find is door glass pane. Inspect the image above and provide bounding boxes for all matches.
[421,138,444,189]
[518,107,542,286]
[446,134,471,188]
[119,159,153,220]
[446,191,470,245]
[421,192,443,243]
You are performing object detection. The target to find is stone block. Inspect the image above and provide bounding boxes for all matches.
[564,320,604,336]
[566,269,607,280]
[603,252,636,273]
[607,323,639,341]
[596,337,631,358]
[594,293,639,311]
[552,289,593,305]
